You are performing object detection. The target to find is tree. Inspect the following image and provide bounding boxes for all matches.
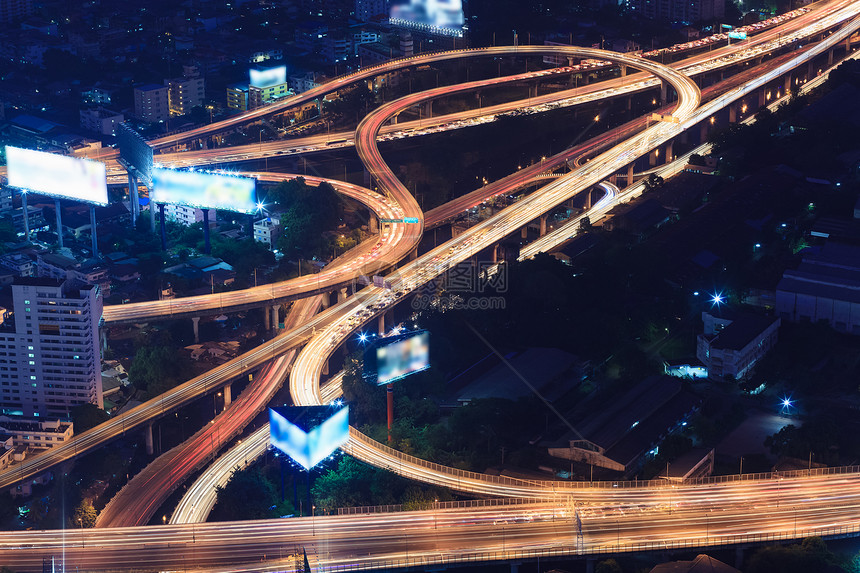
[643,173,665,193]
[211,467,291,521]
[265,178,343,259]
[312,456,409,511]
[70,403,110,433]
[746,537,837,573]
[688,153,706,166]
[72,499,97,528]
[128,345,191,398]
[595,559,623,573]
[211,236,274,278]
[0,492,18,526]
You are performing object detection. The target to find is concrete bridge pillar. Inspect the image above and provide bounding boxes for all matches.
[378,313,386,335]
[539,214,548,237]
[322,357,329,376]
[223,383,232,408]
[529,84,538,99]
[759,88,767,109]
[192,316,200,344]
[807,60,815,81]
[700,122,710,143]
[338,288,348,303]
[649,147,659,167]
[584,188,593,210]
[271,305,279,331]
[421,100,433,118]
[828,48,834,67]
[145,423,154,455]
[784,74,792,95]
[619,64,627,77]
[660,80,668,104]
[627,164,634,187]
[369,215,379,234]
[728,104,737,124]
[521,226,528,239]
[609,173,618,185]
[665,141,674,164]
[263,305,270,330]
[390,113,398,125]
[409,248,418,261]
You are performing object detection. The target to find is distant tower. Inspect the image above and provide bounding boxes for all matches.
[400,32,414,57]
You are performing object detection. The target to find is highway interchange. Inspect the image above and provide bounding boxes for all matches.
[3,2,860,570]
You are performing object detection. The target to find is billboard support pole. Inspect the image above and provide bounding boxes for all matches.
[203,209,211,254]
[127,170,139,227]
[90,206,98,259]
[21,191,30,243]
[54,199,64,249]
[387,384,394,443]
[159,203,167,251]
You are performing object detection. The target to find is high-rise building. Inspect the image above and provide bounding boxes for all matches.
[355,0,388,22]
[628,0,724,23]
[0,278,103,418]
[164,76,205,117]
[133,84,169,123]
[0,0,33,23]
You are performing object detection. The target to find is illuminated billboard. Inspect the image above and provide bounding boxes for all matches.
[250,66,287,88]
[151,168,257,213]
[5,146,109,206]
[390,0,465,36]
[367,330,430,386]
[269,405,349,470]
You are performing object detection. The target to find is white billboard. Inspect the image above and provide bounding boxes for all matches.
[5,146,109,206]
[151,168,257,214]
[250,66,287,88]
[390,0,464,35]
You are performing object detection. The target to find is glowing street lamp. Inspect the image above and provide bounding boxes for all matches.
[710,292,725,307]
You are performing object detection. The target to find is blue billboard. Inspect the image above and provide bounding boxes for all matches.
[269,405,349,470]
[364,330,430,386]
[151,168,257,214]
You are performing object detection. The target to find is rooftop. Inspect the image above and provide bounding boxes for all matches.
[709,314,779,351]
